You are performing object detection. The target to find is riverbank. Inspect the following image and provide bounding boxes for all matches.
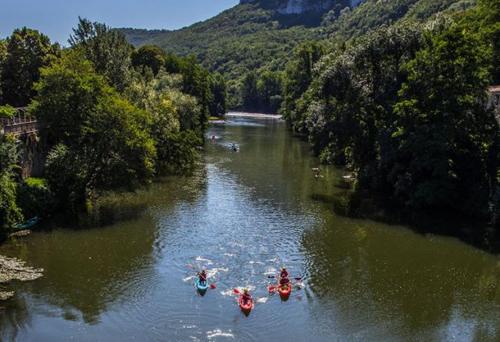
[226,111,282,119]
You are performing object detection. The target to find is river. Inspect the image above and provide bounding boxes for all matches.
[1,116,499,341]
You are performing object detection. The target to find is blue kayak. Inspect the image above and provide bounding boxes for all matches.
[195,278,209,293]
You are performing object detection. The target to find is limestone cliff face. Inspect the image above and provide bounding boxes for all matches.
[239,0,364,14]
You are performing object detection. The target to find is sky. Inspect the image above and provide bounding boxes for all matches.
[0,0,239,44]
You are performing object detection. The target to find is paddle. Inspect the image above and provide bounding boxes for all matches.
[267,275,302,281]
[233,288,241,295]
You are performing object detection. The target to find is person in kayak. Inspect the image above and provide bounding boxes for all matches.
[279,276,290,288]
[198,270,207,285]
[280,267,289,279]
[241,289,252,305]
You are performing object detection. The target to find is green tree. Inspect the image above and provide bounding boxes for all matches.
[69,17,133,92]
[241,72,259,112]
[209,73,227,117]
[257,71,283,113]
[131,45,167,75]
[32,51,156,212]
[282,41,324,133]
[125,70,202,174]
[461,0,500,83]
[392,26,498,215]
[1,27,57,106]
[0,135,22,234]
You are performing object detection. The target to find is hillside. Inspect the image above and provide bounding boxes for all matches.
[120,0,474,108]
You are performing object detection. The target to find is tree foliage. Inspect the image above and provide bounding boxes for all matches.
[282,2,499,221]
[0,27,58,107]
[391,24,497,214]
[32,51,156,212]
[0,135,22,234]
[120,0,470,111]
[69,17,133,92]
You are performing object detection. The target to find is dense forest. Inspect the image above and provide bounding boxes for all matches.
[0,18,226,237]
[121,0,477,112]
[123,0,499,229]
[281,0,499,225]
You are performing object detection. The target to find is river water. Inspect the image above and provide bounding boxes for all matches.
[1,116,499,341]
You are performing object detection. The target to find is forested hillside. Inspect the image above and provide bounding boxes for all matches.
[121,0,474,110]
[123,0,499,229]
[282,0,499,225]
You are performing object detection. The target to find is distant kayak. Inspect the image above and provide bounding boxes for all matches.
[195,278,209,293]
[239,296,253,315]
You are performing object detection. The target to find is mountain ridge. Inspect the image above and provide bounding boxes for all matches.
[119,0,474,107]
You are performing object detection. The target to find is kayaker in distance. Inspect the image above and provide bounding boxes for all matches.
[241,289,252,305]
[198,270,207,285]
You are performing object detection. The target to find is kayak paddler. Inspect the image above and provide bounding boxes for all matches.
[280,267,289,279]
[241,289,252,305]
[198,270,207,284]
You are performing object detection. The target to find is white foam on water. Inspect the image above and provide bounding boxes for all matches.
[237,285,256,292]
[207,329,234,340]
[220,289,234,297]
[182,325,197,329]
[248,261,265,265]
[195,256,213,265]
[183,275,196,282]
[223,253,235,257]
[256,297,268,304]
[206,267,229,279]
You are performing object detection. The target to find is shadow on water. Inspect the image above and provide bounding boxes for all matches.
[311,181,500,254]
[300,212,500,340]
[0,168,209,329]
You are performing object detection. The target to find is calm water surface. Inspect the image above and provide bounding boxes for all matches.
[1,117,499,341]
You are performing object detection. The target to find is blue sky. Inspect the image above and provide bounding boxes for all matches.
[0,0,239,44]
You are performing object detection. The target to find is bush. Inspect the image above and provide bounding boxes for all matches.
[17,177,54,219]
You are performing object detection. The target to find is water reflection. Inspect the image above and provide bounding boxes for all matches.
[302,215,500,340]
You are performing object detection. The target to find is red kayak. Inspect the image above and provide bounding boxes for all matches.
[278,282,292,299]
[239,296,253,315]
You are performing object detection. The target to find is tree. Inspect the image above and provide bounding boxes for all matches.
[0,135,22,234]
[282,41,325,132]
[1,27,57,106]
[69,17,133,92]
[209,73,227,116]
[461,0,500,84]
[241,72,259,112]
[32,51,156,212]
[392,26,498,215]
[131,45,167,76]
[124,70,202,174]
[257,71,283,113]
